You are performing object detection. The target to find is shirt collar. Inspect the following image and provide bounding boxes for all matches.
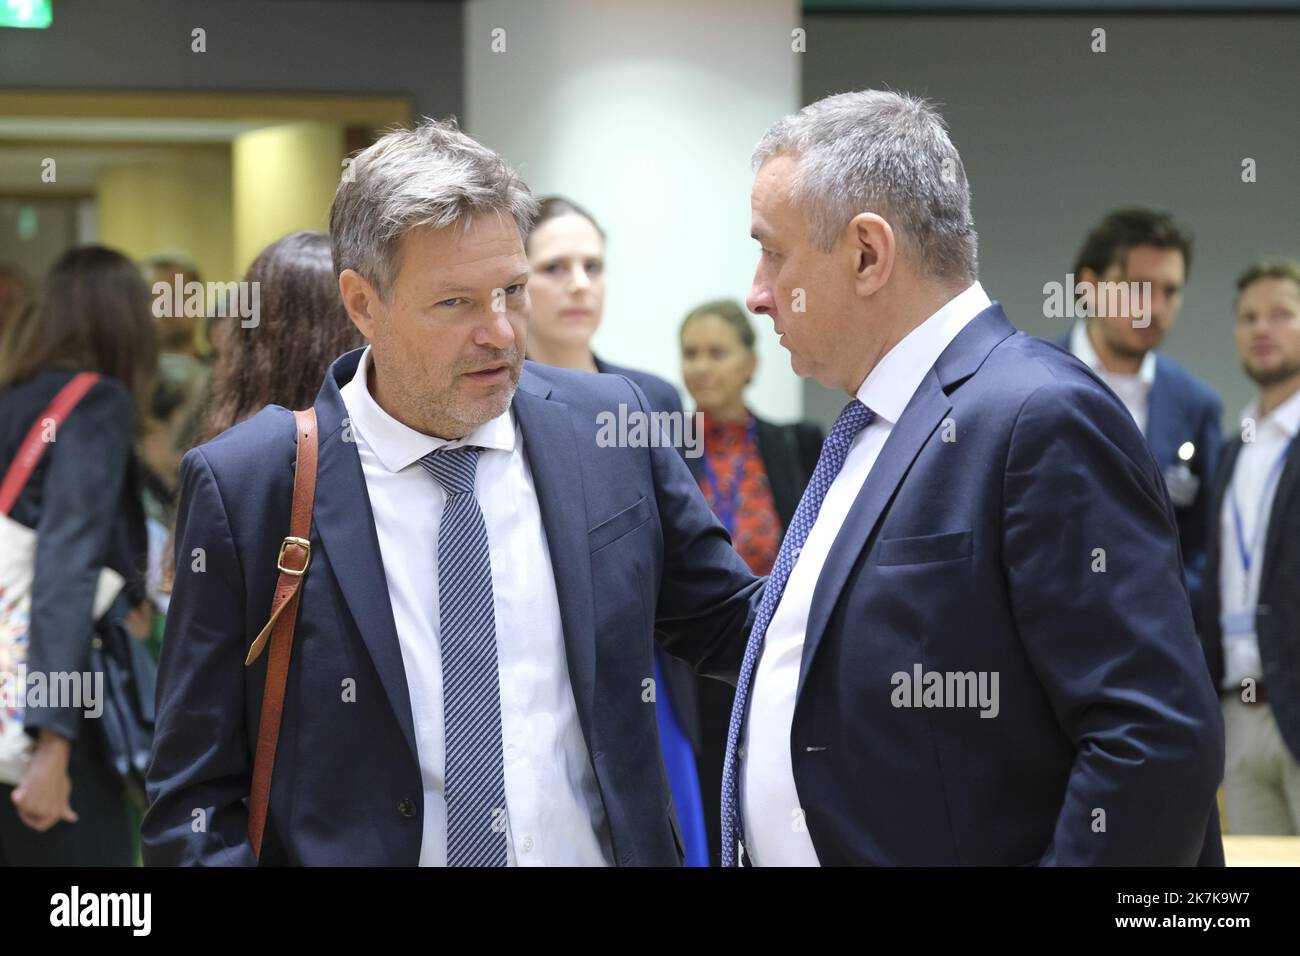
[854,281,992,424]
[1070,320,1157,386]
[338,345,516,473]
[1241,386,1300,440]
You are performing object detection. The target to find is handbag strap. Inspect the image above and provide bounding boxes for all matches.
[0,372,101,516]
[245,407,318,860]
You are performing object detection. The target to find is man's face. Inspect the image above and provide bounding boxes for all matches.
[1235,276,1300,388]
[525,213,605,354]
[345,213,530,439]
[1084,245,1185,359]
[746,155,866,392]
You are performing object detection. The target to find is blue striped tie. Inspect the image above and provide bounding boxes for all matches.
[420,445,508,867]
[720,399,874,866]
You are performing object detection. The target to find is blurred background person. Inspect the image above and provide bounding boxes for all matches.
[679,298,822,865]
[0,262,32,338]
[0,245,157,865]
[148,231,363,613]
[1203,258,1300,835]
[1057,208,1222,629]
[143,252,207,362]
[199,230,363,441]
[139,251,212,597]
[524,195,707,865]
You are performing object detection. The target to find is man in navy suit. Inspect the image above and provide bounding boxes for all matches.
[142,119,760,866]
[1053,209,1223,629]
[722,90,1223,866]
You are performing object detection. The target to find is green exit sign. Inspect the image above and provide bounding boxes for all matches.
[0,0,53,29]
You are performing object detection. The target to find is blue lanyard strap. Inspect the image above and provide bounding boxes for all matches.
[701,415,758,536]
[1231,441,1292,577]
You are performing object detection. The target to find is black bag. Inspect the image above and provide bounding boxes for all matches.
[89,606,157,810]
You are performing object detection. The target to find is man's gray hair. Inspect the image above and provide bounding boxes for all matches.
[330,116,539,299]
[753,89,978,282]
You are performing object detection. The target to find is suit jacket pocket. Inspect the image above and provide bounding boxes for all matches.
[589,495,652,553]
[875,529,973,566]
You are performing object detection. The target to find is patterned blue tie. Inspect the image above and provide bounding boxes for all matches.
[420,445,508,867]
[720,398,875,866]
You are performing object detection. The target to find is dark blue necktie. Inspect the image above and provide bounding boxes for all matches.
[420,445,508,867]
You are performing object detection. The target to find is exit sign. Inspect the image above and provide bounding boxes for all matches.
[0,0,52,29]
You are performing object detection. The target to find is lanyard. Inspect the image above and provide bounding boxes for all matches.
[702,416,757,536]
[1230,441,1292,602]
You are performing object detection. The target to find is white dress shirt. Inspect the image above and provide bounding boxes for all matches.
[340,347,613,866]
[740,282,993,866]
[1218,388,1300,691]
[1069,320,1157,436]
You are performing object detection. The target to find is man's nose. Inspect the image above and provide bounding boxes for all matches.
[747,276,773,316]
[476,308,517,350]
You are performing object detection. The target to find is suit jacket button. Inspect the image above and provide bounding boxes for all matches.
[398,799,417,818]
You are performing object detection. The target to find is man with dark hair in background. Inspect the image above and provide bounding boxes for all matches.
[1058,208,1222,629]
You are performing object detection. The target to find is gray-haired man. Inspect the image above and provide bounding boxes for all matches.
[721,89,1224,866]
[143,118,761,866]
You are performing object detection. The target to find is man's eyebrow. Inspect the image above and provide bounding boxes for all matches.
[432,272,529,295]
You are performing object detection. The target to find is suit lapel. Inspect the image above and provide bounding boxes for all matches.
[1146,358,1175,466]
[510,369,599,751]
[796,372,952,702]
[309,350,419,763]
[796,305,1016,704]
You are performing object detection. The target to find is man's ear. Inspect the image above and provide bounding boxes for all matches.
[339,269,380,340]
[848,213,895,298]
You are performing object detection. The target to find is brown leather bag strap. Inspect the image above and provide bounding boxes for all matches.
[246,407,318,859]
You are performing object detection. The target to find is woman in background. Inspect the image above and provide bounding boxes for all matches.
[153,232,364,604]
[679,298,823,865]
[200,230,365,440]
[526,196,709,866]
[0,245,157,865]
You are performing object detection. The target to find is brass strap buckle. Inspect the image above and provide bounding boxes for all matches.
[277,536,311,576]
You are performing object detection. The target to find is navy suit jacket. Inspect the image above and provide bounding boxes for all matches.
[792,305,1223,865]
[1052,331,1222,627]
[142,349,760,866]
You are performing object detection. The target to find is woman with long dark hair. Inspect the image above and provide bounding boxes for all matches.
[0,245,157,865]
[201,231,364,441]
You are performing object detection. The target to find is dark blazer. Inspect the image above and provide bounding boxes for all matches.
[0,369,144,866]
[142,349,761,866]
[787,305,1222,865]
[592,355,702,754]
[1202,434,1300,762]
[0,370,147,741]
[1052,331,1222,627]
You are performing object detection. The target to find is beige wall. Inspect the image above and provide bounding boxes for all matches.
[232,121,343,275]
[96,145,234,282]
